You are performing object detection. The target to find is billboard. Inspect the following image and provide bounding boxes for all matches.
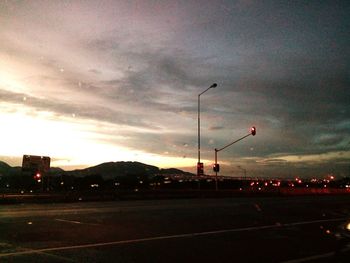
[22,155,51,174]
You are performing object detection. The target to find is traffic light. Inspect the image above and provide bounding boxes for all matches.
[251,126,256,136]
[213,163,220,172]
[34,172,41,182]
[197,162,204,175]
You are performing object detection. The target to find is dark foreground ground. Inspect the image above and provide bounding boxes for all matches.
[1,195,350,262]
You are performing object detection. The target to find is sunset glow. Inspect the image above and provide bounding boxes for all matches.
[0,1,348,177]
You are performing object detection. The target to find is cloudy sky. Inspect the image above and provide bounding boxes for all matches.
[0,0,349,177]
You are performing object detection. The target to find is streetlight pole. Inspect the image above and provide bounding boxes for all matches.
[214,127,256,190]
[197,83,217,177]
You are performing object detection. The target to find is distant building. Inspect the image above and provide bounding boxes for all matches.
[22,155,50,174]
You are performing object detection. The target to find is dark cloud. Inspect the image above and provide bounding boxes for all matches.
[209,126,225,131]
[256,158,288,166]
[1,0,349,176]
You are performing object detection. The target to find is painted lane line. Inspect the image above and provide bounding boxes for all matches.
[281,218,346,227]
[281,251,335,263]
[29,249,76,263]
[0,217,346,258]
[55,218,101,226]
[55,219,82,224]
[281,246,350,263]
[0,244,75,262]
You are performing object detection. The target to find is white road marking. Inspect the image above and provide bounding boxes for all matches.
[55,219,83,225]
[0,243,75,262]
[281,252,335,263]
[28,249,76,263]
[0,217,346,258]
[55,218,100,226]
[281,246,350,263]
[281,218,346,227]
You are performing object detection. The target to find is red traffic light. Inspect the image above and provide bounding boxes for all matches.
[34,172,41,178]
[251,126,256,136]
[197,162,204,175]
[34,172,42,182]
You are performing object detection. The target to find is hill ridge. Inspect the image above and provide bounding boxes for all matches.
[0,160,194,178]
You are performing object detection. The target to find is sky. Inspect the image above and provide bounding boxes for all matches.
[0,0,349,178]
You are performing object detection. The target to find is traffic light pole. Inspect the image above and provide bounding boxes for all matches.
[214,128,256,191]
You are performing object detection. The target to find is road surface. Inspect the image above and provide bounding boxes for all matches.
[0,195,350,262]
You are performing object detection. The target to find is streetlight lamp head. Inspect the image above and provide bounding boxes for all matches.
[210,83,217,88]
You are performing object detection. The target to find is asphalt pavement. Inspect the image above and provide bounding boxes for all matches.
[0,195,350,262]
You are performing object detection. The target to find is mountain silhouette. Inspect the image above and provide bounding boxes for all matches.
[0,161,22,176]
[66,161,194,179]
[0,160,194,179]
[0,161,11,176]
[66,161,160,179]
